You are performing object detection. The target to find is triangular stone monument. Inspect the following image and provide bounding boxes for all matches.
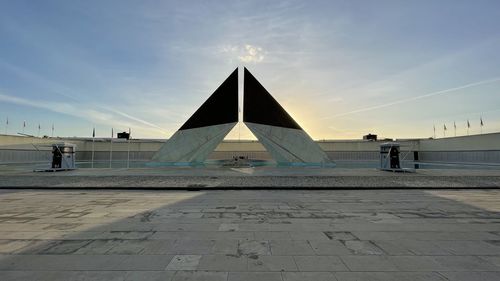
[152,68,238,164]
[243,67,331,165]
[153,67,332,165]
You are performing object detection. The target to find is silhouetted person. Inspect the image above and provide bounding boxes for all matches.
[390,147,400,169]
[52,148,62,168]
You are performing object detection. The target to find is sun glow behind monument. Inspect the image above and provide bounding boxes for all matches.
[243,68,331,165]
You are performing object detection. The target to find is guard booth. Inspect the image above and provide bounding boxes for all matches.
[51,143,76,170]
[380,142,401,171]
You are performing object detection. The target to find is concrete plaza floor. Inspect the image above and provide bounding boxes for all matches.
[0,189,499,280]
[1,166,500,187]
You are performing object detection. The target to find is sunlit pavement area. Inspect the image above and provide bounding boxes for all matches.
[0,190,499,280]
[1,167,500,187]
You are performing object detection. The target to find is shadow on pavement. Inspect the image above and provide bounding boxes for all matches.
[0,189,499,280]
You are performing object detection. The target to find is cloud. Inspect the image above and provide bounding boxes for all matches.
[0,92,169,135]
[98,105,168,133]
[220,44,265,64]
[321,77,500,119]
[0,61,172,135]
[239,45,265,63]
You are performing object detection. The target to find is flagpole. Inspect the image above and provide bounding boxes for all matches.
[51,124,54,138]
[110,128,113,168]
[91,127,95,168]
[22,121,26,134]
[127,128,131,169]
[5,117,8,135]
[433,124,436,139]
[37,124,40,137]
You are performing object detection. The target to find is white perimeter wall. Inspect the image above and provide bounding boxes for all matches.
[1,132,500,164]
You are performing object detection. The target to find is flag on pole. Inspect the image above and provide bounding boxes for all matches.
[92,127,95,138]
[467,120,471,128]
[480,117,484,127]
[454,122,456,130]
[128,127,131,138]
[6,117,8,125]
[444,124,447,131]
[38,124,40,130]
[23,121,26,128]
[111,128,114,138]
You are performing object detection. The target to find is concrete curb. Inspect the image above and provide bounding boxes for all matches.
[1,175,500,189]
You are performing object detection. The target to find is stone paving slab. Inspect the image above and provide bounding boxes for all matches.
[0,189,499,280]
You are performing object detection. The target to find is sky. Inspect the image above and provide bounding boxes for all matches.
[1,0,500,140]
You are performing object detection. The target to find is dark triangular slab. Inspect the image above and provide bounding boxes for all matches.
[179,68,238,130]
[243,68,302,130]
